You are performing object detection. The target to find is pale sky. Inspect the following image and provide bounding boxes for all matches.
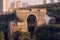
[8,0,58,7]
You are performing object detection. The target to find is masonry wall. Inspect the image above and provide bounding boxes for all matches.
[15,8,46,32]
[8,8,46,40]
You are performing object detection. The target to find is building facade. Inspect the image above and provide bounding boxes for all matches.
[43,0,47,4]
[57,0,60,2]
[50,0,55,3]
[11,1,21,9]
[0,0,8,14]
[8,8,14,12]
[22,3,29,7]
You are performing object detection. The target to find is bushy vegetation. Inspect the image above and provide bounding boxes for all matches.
[0,30,5,40]
[0,22,9,40]
[35,24,60,40]
[18,31,31,40]
[27,3,60,9]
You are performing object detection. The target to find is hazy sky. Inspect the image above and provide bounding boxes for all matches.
[8,0,58,7]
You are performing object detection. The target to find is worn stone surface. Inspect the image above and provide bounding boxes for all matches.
[8,8,46,40]
[15,8,46,32]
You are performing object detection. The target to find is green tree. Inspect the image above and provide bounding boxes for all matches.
[0,30,5,40]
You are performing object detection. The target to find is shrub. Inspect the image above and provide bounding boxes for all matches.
[35,25,60,40]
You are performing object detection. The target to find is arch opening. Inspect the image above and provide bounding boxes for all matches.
[27,14,37,32]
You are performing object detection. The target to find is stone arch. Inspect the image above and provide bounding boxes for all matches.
[26,13,38,24]
[27,14,37,32]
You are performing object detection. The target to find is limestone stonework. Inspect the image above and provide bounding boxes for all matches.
[15,8,46,32]
[8,8,46,40]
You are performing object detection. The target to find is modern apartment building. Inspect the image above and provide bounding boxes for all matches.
[43,0,47,4]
